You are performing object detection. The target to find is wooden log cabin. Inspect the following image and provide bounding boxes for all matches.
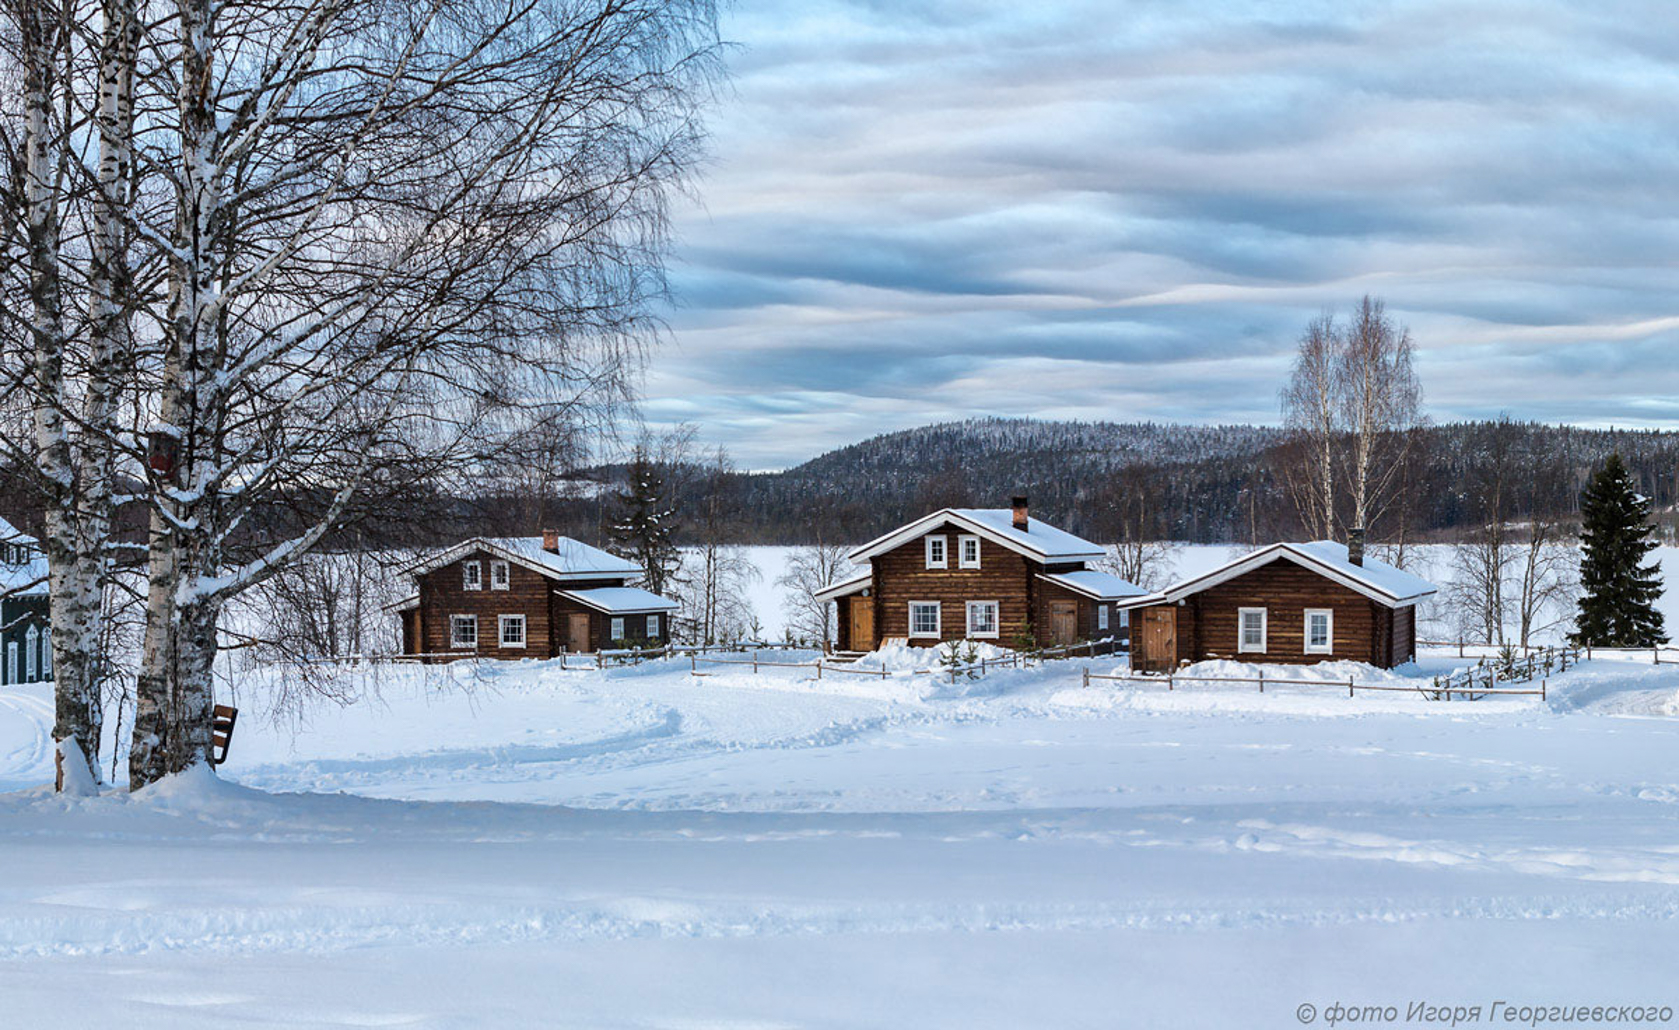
[1121,535,1437,672]
[0,517,52,687]
[389,530,679,660]
[816,497,1148,652]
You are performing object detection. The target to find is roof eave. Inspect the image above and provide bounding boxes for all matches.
[846,509,1098,565]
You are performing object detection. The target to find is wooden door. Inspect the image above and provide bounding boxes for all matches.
[1049,601,1077,646]
[1135,607,1177,672]
[568,613,592,653]
[848,596,874,651]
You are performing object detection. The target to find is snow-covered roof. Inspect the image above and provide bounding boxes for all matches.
[556,586,680,614]
[403,535,640,583]
[813,569,871,602]
[1157,540,1438,607]
[0,516,46,598]
[847,508,1104,564]
[383,594,420,613]
[0,516,37,547]
[1037,569,1149,601]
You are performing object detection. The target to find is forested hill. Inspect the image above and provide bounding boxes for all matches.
[51,416,1662,551]
[699,417,1679,545]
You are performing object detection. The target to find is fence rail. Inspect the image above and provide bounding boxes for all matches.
[1083,668,1546,699]
[1421,639,1679,664]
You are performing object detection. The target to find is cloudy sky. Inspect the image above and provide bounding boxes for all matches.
[642,0,1679,470]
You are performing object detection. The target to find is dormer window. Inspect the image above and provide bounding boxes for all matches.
[462,560,482,590]
[924,535,948,569]
[490,560,510,590]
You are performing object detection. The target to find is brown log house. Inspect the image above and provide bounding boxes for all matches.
[1121,535,1437,672]
[817,497,1148,652]
[390,530,678,660]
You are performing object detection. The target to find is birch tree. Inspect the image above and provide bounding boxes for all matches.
[1279,297,1424,543]
[679,446,758,645]
[0,0,141,789]
[1279,312,1338,540]
[777,540,847,646]
[1336,295,1423,536]
[119,0,720,787]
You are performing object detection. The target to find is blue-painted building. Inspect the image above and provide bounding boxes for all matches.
[0,517,51,687]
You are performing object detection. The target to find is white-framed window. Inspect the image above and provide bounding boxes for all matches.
[610,616,625,641]
[909,601,942,638]
[1097,604,1109,632]
[1119,608,1130,629]
[957,535,981,570]
[1304,608,1334,654]
[490,560,510,590]
[462,560,482,591]
[965,600,999,638]
[924,535,948,570]
[646,614,661,638]
[499,614,526,648]
[25,625,38,681]
[5,642,15,685]
[450,614,478,649]
[41,628,51,676]
[1238,607,1267,653]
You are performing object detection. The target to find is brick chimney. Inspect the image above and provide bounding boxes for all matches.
[1011,495,1029,532]
[542,528,561,553]
[1347,526,1365,567]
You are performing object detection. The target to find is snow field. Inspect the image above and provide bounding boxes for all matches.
[3,634,1679,1024]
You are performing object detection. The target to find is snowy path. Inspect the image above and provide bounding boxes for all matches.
[3,652,1679,1026]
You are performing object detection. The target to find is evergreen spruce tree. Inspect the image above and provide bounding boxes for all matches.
[607,447,681,597]
[1571,454,1667,647]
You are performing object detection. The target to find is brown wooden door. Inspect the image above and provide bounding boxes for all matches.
[568,613,592,653]
[1136,607,1177,672]
[849,596,874,651]
[1049,601,1077,646]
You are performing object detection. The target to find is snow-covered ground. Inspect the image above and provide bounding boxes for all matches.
[5,643,1679,1027]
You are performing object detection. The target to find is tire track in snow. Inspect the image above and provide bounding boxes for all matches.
[0,689,53,787]
[7,890,1679,962]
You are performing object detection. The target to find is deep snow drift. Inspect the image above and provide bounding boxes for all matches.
[3,646,1679,1027]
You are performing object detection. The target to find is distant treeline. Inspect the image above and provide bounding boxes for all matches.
[459,418,1679,547]
[7,418,1675,550]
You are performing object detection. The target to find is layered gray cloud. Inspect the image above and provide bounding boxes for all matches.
[644,0,1679,468]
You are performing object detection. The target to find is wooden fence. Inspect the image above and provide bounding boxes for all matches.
[1083,667,1547,700]
[1421,639,1679,665]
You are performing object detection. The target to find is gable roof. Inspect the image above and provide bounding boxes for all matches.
[1038,569,1150,602]
[0,516,46,598]
[847,508,1104,565]
[556,586,680,614]
[403,535,640,583]
[1153,540,1438,607]
[0,516,37,547]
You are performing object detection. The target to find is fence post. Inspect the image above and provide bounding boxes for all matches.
[1167,672,1174,691]
[1083,667,1090,689]
[817,661,823,680]
[753,653,758,674]
[1458,639,1464,657]
[1349,676,1355,699]
[1542,679,1547,702]
[1257,670,1264,694]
